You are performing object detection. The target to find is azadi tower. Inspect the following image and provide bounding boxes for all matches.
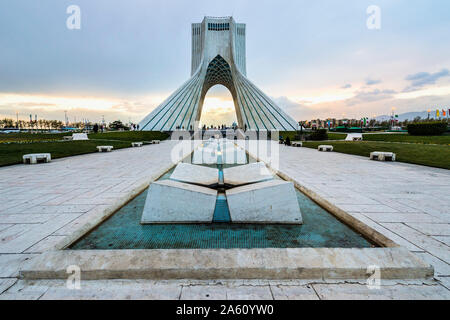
[139,17,299,131]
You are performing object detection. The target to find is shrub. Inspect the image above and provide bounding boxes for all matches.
[407,121,448,136]
[308,129,328,141]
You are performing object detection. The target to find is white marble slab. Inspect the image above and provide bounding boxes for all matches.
[223,162,273,186]
[170,163,218,186]
[226,180,303,224]
[192,144,218,165]
[141,180,217,224]
[222,147,247,165]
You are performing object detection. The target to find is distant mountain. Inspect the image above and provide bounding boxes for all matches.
[375,111,441,121]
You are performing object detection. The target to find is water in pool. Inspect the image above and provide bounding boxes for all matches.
[71,140,374,249]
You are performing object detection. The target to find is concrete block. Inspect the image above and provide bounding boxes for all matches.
[141,180,217,224]
[226,180,303,224]
[170,163,219,186]
[370,152,396,162]
[96,146,113,152]
[131,142,143,147]
[318,145,333,152]
[223,162,273,186]
[22,153,51,164]
[292,142,303,147]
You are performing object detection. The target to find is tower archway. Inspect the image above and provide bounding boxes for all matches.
[196,55,243,128]
[139,16,299,132]
[199,85,238,128]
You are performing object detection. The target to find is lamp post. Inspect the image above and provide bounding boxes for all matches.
[427,109,431,120]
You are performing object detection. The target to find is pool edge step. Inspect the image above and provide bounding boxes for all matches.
[20,247,433,281]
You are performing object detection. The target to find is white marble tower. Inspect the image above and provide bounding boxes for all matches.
[139,17,299,131]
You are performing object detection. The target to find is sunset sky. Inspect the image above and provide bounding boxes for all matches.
[1,0,450,125]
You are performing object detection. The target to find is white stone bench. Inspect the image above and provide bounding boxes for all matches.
[63,136,73,141]
[23,153,51,164]
[370,152,396,162]
[345,133,363,141]
[72,133,89,141]
[318,145,333,152]
[96,146,113,152]
[151,140,160,144]
[131,142,143,147]
[292,142,303,147]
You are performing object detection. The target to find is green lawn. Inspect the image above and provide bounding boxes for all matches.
[0,131,170,167]
[88,131,169,142]
[279,131,346,141]
[327,133,347,140]
[362,133,450,145]
[302,141,450,170]
[0,131,169,144]
[0,140,134,167]
[0,132,67,143]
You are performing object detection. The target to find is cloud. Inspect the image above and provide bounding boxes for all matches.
[341,84,352,89]
[365,78,382,86]
[346,89,396,106]
[273,96,332,120]
[403,68,450,92]
[3,102,57,108]
[0,93,161,123]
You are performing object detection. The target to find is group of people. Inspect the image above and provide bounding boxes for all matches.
[92,123,105,133]
[201,124,235,131]
[173,124,234,131]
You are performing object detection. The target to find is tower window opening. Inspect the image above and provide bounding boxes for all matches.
[208,22,230,31]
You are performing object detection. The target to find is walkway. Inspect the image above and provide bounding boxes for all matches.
[0,140,449,299]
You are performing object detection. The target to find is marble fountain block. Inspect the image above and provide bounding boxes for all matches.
[226,180,303,224]
[222,146,247,165]
[141,180,217,224]
[170,163,219,186]
[223,162,273,186]
[192,144,219,165]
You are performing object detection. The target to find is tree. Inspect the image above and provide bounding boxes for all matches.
[109,120,128,130]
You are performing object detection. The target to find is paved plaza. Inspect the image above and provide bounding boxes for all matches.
[0,141,449,299]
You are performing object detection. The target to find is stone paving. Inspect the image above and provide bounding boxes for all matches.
[0,140,449,299]
[244,142,450,291]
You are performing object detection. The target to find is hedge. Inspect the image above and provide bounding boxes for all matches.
[307,129,328,141]
[407,121,448,136]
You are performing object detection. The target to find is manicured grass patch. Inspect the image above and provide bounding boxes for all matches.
[0,132,67,143]
[279,131,346,141]
[362,133,450,145]
[327,133,347,140]
[0,140,132,167]
[302,141,450,170]
[88,131,169,142]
